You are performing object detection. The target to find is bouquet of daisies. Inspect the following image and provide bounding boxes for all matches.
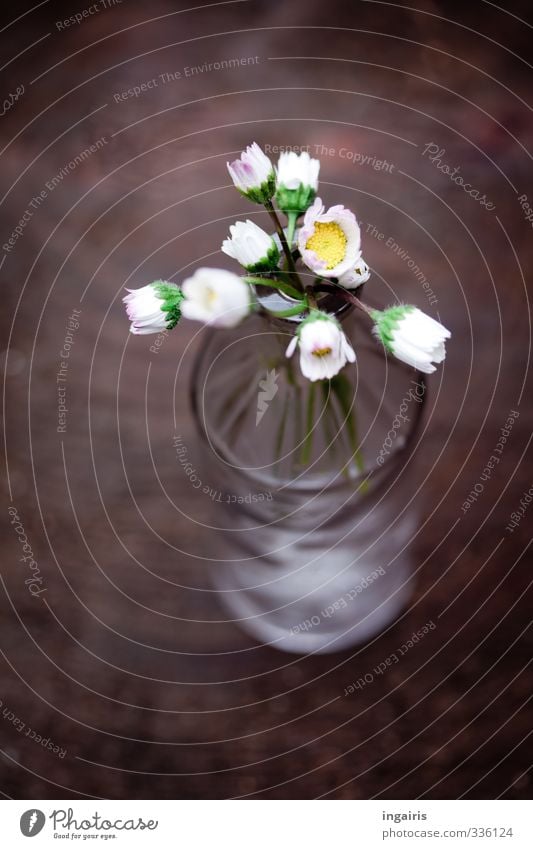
[124,143,450,381]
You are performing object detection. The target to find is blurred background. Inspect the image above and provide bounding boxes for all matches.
[1,0,532,799]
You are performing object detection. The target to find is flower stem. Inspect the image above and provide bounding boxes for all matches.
[286,210,298,251]
[331,374,366,479]
[265,200,303,292]
[315,281,375,318]
[267,301,308,318]
[300,382,317,465]
[244,275,302,301]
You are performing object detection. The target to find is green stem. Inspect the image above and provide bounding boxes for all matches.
[331,374,366,481]
[267,301,308,318]
[300,381,317,465]
[321,382,346,475]
[265,201,303,292]
[274,390,289,470]
[244,275,302,301]
[285,360,303,474]
[286,210,298,251]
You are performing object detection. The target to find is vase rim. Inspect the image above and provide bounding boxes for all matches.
[255,284,356,326]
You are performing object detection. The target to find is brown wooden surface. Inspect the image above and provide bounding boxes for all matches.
[1,0,532,799]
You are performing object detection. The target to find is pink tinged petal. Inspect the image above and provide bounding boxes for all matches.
[130,324,161,336]
[298,223,315,243]
[301,247,327,273]
[304,197,324,225]
[232,162,250,187]
[326,204,348,217]
[240,161,254,177]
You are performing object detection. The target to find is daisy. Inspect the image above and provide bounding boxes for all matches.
[286,312,356,381]
[372,305,450,373]
[298,197,362,278]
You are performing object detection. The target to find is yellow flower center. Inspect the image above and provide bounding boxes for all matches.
[205,287,218,306]
[306,222,347,269]
[312,346,332,358]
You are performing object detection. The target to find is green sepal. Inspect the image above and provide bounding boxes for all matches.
[372,304,415,353]
[239,172,276,205]
[275,183,316,215]
[244,242,280,273]
[154,280,184,330]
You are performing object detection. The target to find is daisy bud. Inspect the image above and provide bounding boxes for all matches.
[227,142,276,204]
[181,268,252,328]
[338,257,371,289]
[372,305,451,374]
[298,198,362,278]
[221,219,280,272]
[123,281,183,335]
[285,311,356,382]
[275,150,320,215]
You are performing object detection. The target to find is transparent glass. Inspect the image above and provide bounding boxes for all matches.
[191,290,426,654]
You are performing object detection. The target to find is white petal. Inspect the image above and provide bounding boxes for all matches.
[285,336,298,358]
[300,352,332,381]
[343,336,356,363]
[393,335,434,366]
[221,220,274,268]
[431,341,446,363]
[401,309,450,345]
[181,268,251,328]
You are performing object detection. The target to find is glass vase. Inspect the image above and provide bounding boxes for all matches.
[190,288,426,654]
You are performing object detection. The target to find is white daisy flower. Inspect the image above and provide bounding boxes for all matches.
[338,257,371,289]
[221,219,280,272]
[227,142,276,204]
[123,281,183,335]
[372,305,451,374]
[275,150,320,214]
[298,197,362,278]
[181,268,252,328]
[285,312,356,381]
